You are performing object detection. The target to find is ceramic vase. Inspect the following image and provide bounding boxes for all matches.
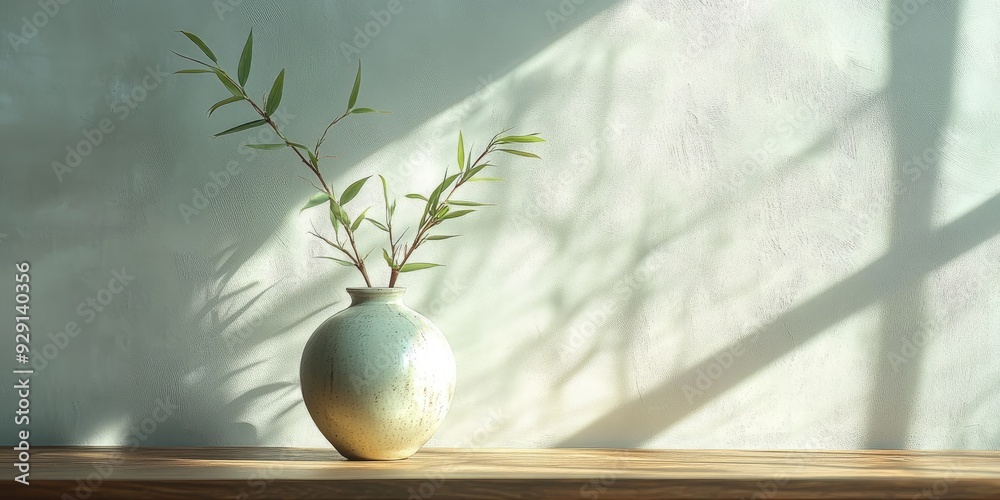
[299,287,456,460]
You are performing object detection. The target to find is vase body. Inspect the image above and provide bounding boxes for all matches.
[300,287,456,460]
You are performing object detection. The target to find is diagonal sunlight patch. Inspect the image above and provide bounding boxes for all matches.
[556,192,1000,447]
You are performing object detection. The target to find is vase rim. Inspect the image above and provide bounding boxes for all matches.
[346,287,407,301]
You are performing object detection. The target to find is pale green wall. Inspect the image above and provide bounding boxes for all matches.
[1,0,998,449]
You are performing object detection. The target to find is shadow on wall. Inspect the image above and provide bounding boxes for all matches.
[865,0,964,449]
[0,0,620,446]
[545,0,982,448]
[6,0,996,450]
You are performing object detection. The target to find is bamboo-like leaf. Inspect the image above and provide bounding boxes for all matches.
[425,235,459,241]
[348,60,361,109]
[497,134,546,144]
[496,148,541,159]
[265,69,285,116]
[465,163,491,179]
[382,248,395,268]
[399,262,442,273]
[351,207,370,232]
[405,193,428,201]
[443,172,461,190]
[339,176,371,205]
[318,256,354,267]
[170,51,213,69]
[300,192,331,212]
[423,175,446,225]
[427,181,445,212]
[214,69,243,97]
[178,31,217,63]
[238,29,253,86]
[214,119,267,137]
[309,231,338,248]
[440,209,475,220]
[351,107,388,114]
[244,143,285,150]
[329,205,339,232]
[447,200,493,207]
[208,95,244,116]
[287,141,321,165]
[430,172,461,211]
[175,69,214,74]
[331,201,351,227]
[366,218,389,232]
[378,175,392,218]
[457,131,465,172]
[378,175,390,202]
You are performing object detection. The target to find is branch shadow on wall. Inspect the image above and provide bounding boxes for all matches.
[547,0,975,448]
[865,0,964,448]
[44,0,624,448]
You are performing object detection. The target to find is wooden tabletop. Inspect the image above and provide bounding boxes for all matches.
[3,447,1000,499]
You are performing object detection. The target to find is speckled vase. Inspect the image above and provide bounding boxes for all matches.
[299,287,456,460]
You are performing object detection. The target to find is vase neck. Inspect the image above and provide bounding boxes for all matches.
[347,287,406,305]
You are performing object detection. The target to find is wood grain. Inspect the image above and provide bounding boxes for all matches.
[3,447,999,499]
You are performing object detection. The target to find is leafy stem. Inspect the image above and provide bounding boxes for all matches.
[175,30,383,286]
[385,129,543,287]
[175,30,542,288]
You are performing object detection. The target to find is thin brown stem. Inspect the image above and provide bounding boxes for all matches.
[389,141,496,286]
[218,69,371,286]
[315,110,351,159]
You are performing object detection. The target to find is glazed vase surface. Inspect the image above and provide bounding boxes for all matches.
[300,287,456,460]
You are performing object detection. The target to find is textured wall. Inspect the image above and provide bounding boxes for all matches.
[1,0,998,449]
